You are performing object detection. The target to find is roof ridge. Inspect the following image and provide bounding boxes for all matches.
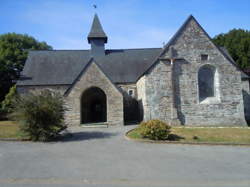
[29,48,162,52]
[106,47,162,51]
[136,15,199,80]
[29,49,90,52]
[159,14,195,57]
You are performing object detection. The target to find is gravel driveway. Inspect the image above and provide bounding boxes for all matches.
[0,125,249,187]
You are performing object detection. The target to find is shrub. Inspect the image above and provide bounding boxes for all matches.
[140,119,171,140]
[1,85,18,114]
[12,90,67,141]
[0,106,7,120]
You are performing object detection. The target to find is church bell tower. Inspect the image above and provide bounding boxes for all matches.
[87,14,108,57]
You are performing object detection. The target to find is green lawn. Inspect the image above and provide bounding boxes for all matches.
[127,126,250,144]
[0,121,23,139]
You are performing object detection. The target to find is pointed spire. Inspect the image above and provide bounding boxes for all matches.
[88,14,107,43]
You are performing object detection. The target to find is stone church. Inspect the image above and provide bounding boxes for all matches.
[17,14,250,126]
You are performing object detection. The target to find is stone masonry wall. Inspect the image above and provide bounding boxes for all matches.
[142,61,173,123]
[136,76,147,121]
[117,83,140,122]
[242,80,250,122]
[143,18,247,126]
[65,62,124,126]
[117,84,137,98]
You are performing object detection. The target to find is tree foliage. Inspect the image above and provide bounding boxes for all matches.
[0,33,52,102]
[12,90,67,141]
[1,85,18,114]
[213,29,250,69]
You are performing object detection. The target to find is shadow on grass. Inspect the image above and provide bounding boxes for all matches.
[167,134,185,141]
[57,131,118,142]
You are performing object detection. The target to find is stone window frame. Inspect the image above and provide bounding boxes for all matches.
[128,89,134,97]
[201,54,209,61]
[197,64,221,104]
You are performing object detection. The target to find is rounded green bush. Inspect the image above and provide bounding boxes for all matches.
[12,90,67,141]
[139,119,171,140]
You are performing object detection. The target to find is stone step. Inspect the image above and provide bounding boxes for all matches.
[80,122,108,128]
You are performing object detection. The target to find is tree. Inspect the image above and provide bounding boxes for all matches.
[1,85,18,114]
[0,33,52,102]
[213,29,250,69]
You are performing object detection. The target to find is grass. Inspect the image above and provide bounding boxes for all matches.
[127,126,250,144]
[0,121,24,139]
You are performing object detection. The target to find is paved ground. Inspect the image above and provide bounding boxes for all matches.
[0,125,250,187]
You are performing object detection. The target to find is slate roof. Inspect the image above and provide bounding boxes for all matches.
[17,48,162,86]
[88,14,107,43]
[17,14,248,86]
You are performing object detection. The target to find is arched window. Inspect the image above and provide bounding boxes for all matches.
[198,64,219,103]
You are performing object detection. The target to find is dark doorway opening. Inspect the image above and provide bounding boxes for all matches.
[81,87,107,124]
[124,97,141,125]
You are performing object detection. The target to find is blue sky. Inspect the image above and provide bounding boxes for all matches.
[0,0,249,49]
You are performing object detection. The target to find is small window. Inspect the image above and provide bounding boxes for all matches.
[201,54,208,61]
[128,89,134,96]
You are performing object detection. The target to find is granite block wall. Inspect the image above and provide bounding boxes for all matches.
[140,18,247,126]
[65,62,124,126]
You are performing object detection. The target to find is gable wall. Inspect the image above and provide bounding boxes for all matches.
[65,62,124,126]
[144,19,246,126]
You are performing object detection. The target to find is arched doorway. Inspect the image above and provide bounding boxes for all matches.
[81,87,107,124]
